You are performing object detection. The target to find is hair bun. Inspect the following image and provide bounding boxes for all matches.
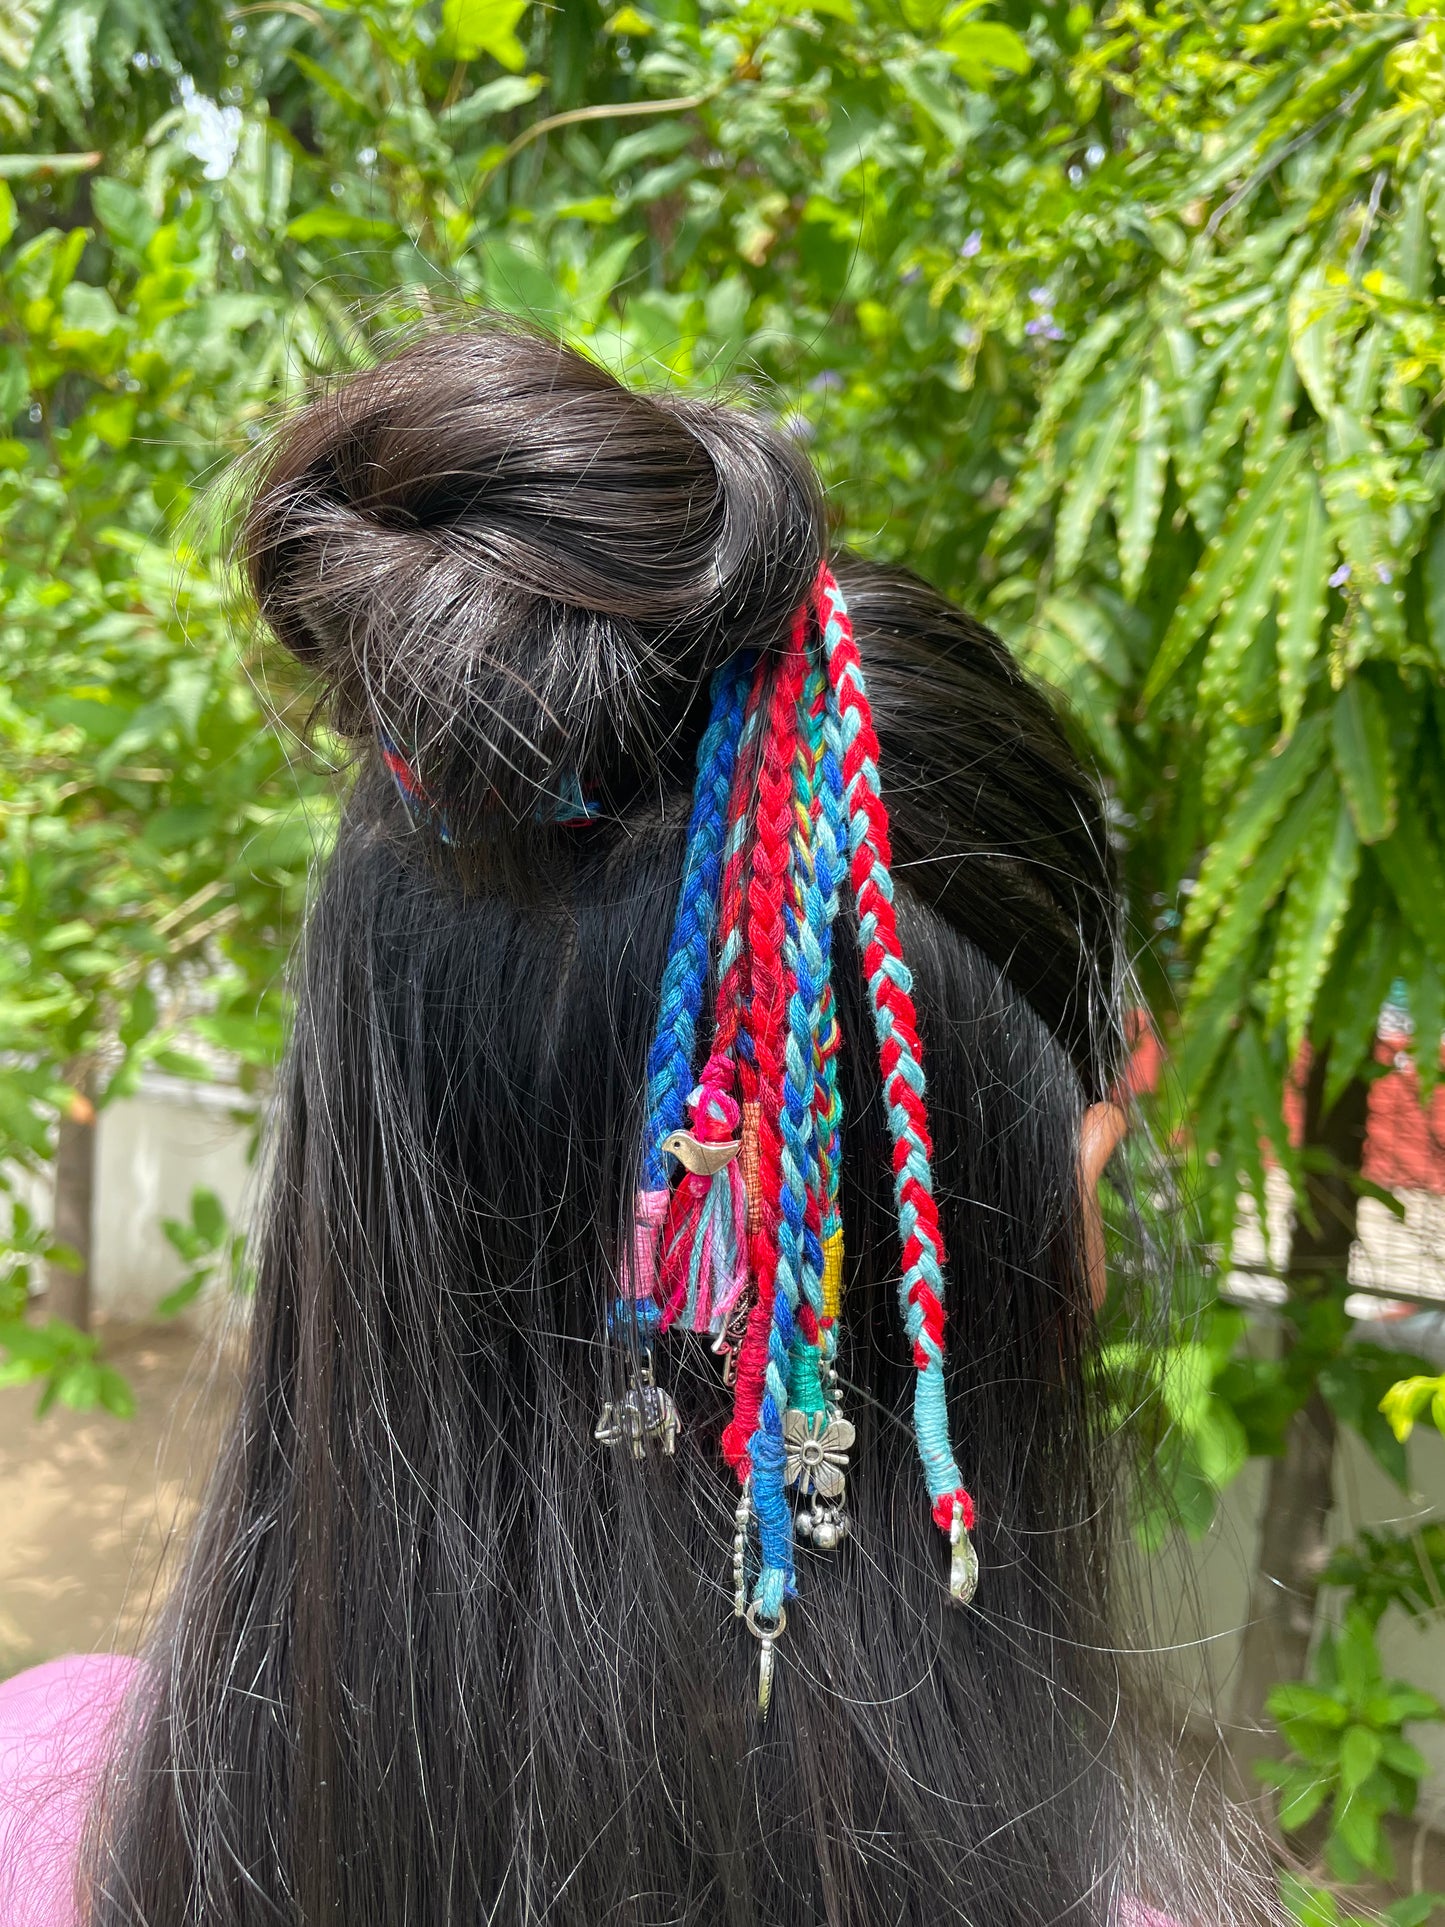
[242,330,824,829]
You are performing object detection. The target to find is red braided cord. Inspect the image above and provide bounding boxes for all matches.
[820,575,967,1534]
[721,617,807,1476]
[710,657,767,1077]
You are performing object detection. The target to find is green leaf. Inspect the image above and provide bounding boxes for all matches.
[1280,1873,1340,1927]
[118,981,157,1050]
[1335,1608,1384,1701]
[1379,1374,1445,1443]
[600,120,692,182]
[1269,1682,1351,1727]
[1184,712,1329,935]
[1383,1896,1445,1927]
[1334,676,1400,843]
[993,313,1130,544]
[0,347,27,424]
[1373,786,1445,975]
[95,1364,136,1418]
[286,208,401,244]
[1277,1772,1329,1831]
[1054,392,1129,580]
[1117,372,1167,601]
[604,5,654,32]
[1196,507,1288,713]
[1378,1734,1429,1779]
[1338,1724,1383,1793]
[91,177,155,257]
[1288,266,1337,418]
[888,57,970,146]
[939,20,1031,87]
[0,153,101,179]
[155,1269,209,1318]
[1145,441,1304,703]
[192,1187,227,1247]
[286,52,371,120]
[439,73,544,127]
[441,0,531,69]
[1274,797,1361,1059]
[1277,471,1330,736]
[1188,763,1334,1002]
[1422,513,1445,675]
[480,237,560,319]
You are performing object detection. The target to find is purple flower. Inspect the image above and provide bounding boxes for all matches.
[808,370,844,394]
[1029,285,1051,305]
[1328,562,1351,588]
[961,230,982,258]
[1025,317,1047,336]
[900,265,922,285]
[1375,562,1393,584]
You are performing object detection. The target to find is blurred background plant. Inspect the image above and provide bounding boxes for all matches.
[2,0,1445,1914]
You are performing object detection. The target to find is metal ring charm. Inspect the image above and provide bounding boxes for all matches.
[949,1497,979,1605]
[743,1601,786,1720]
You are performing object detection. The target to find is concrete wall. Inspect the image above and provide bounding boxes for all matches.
[89,1074,255,1322]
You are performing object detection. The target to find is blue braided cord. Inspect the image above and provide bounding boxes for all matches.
[820,583,967,1520]
[750,1290,796,1620]
[640,655,754,1190]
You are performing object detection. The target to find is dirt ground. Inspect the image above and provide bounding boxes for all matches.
[0,1320,234,1680]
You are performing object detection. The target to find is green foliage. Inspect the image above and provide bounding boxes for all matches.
[1381,1374,1445,1443]
[1282,1871,1444,1927]
[0,1196,134,1412]
[1324,1523,1445,1630]
[157,1183,239,1317]
[1263,1608,1443,1882]
[2,5,1443,1909]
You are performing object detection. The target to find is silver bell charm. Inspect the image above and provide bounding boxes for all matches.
[809,1508,850,1552]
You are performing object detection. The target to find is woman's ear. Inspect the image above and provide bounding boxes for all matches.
[1079,1102,1128,1312]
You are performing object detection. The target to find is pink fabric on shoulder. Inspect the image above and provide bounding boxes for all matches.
[0,1654,136,1927]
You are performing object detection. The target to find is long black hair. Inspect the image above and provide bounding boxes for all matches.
[83,328,1279,1927]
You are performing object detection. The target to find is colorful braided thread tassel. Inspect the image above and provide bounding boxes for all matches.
[605,568,977,1712]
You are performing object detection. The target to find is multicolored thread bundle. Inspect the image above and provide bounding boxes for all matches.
[605,564,978,1711]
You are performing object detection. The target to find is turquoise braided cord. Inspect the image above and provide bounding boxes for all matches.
[786,663,840,1416]
[819,578,968,1527]
[641,654,755,1191]
[815,675,848,1364]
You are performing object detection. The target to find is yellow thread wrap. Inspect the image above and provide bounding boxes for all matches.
[821,1227,844,1324]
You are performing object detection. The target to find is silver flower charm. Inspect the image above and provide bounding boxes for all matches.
[783,1410,855,1499]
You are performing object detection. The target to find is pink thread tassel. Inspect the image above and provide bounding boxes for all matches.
[657,1068,749,1334]
[623,1188,670,1305]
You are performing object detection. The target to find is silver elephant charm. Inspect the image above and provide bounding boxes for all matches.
[595,1358,681,1460]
